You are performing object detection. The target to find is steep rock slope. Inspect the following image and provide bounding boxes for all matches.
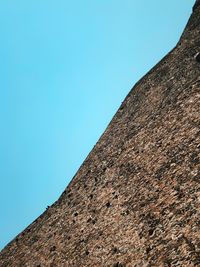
[0,2,200,267]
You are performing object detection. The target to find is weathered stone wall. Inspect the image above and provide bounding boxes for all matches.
[0,2,200,267]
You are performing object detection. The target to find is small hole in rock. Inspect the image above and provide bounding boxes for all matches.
[74,212,78,217]
[113,262,124,267]
[85,250,89,255]
[99,231,103,236]
[50,246,56,252]
[146,247,151,254]
[149,229,154,236]
[87,218,92,223]
[112,247,118,254]
[195,52,200,63]
[106,202,111,208]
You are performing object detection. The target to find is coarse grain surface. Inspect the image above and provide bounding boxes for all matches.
[0,2,200,267]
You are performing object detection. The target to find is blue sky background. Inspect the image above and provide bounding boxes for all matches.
[0,0,195,249]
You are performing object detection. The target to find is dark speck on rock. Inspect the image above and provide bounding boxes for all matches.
[113,263,124,267]
[195,52,200,63]
[149,229,154,236]
[87,218,92,223]
[106,202,111,208]
[50,246,56,252]
[112,247,119,254]
[89,194,93,199]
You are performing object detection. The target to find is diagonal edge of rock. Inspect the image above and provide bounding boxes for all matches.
[0,2,200,267]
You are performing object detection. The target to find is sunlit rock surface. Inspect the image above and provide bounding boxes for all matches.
[0,2,200,266]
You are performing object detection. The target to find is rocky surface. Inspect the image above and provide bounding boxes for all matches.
[193,0,200,11]
[0,2,200,267]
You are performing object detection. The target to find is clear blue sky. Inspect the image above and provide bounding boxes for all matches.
[0,0,195,249]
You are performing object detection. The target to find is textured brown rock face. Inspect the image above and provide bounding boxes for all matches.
[1,3,200,267]
[193,0,200,11]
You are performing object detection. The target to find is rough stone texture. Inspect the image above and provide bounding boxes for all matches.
[0,2,200,267]
[193,0,200,11]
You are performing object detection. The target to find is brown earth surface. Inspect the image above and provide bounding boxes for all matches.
[0,1,200,267]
